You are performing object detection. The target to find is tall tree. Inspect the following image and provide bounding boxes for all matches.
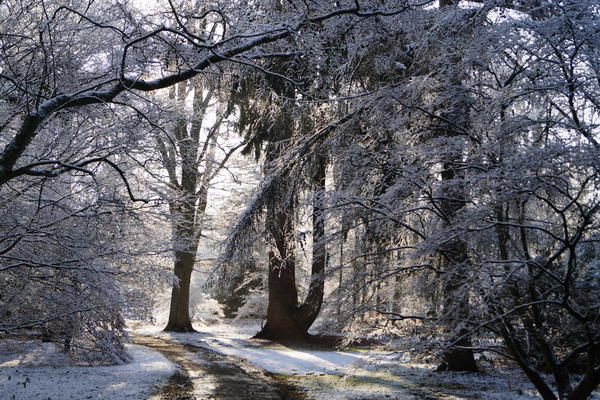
[157,76,235,332]
[0,0,412,337]
[305,0,600,397]
[226,51,333,340]
[435,0,478,372]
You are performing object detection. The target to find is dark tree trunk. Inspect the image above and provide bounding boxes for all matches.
[436,227,479,372]
[164,250,196,332]
[255,250,308,340]
[255,156,328,341]
[255,200,308,340]
[432,0,478,371]
[337,235,344,320]
[436,160,479,372]
[437,329,479,372]
[298,155,327,330]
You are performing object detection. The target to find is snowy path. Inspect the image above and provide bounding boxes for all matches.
[131,323,549,400]
[132,334,304,400]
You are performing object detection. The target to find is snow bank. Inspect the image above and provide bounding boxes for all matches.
[0,341,175,400]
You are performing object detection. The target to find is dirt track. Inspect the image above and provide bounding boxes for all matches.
[132,335,304,400]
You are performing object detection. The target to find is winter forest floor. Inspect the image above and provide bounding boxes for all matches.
[131,334,302,399]
[2,319,598,399]
[0,340,175,399]
[131,320,550,400]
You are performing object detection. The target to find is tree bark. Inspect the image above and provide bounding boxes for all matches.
[255,156,328,341]
[164,250,196,332]
[298,155,327,330]
[433,0,478,372]
[436,163,479,372]
[162,80,215,332]
[254,198,307,340]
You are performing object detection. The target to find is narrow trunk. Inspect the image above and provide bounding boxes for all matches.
[337,235,345,322]
[164,250,196,332]
[437,162,479,372]
[352,231,361,315]
[433,1,477,369]
[501,325,558,400]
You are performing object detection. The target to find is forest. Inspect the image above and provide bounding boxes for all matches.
[0,0,599,399]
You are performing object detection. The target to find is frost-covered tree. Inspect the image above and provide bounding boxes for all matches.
[4,0,598,396]
[0,0,424,357]
[221,0,423,340]
[305,0,600,397]
[227,56,325,339]
[152,75,243,331]
[223,0,600,397]
[0,157,167,363]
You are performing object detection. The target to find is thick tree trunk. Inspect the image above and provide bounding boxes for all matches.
[164,250,196,332]
[255,202,307,340]
[256,157,328,341]
[255,250,308,340]
[437,329,479,372]
[437,229,478,372]
[432,0,478,370]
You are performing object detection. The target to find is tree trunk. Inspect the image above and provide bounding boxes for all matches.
[436,162,479,372]
[298,155,327,330]
[437,329,479,372]
[337,235,344,322]
[160,79,222,332]
[254,200,308,340]
[255,250,308,340]
[433,0,478,371]
[255,156,328,341]
[164,250,196,332]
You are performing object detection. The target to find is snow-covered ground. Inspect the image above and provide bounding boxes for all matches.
[4,321,598,400]
[0,339,176,400]
[137,322,368,375]
[133,320,557,400]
